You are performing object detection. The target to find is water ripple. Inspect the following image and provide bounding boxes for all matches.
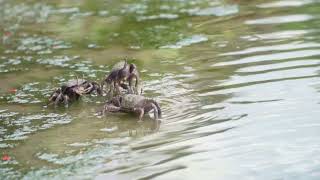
[241,30,314,41]
[221,41,320,56]
[245,14,314,25]
[257,0,315,8]
[215,49,320,67]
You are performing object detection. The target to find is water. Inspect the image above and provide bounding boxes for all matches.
[1,0,320,179]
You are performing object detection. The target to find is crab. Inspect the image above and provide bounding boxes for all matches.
[101,60,140,97]
[101,94,161,122]
[48,79,102,107]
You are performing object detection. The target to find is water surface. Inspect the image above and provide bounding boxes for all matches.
[1,0,320,179]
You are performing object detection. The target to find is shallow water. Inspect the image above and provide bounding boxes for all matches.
[1,0,320,179]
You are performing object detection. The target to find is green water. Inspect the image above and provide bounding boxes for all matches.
[1,0,320,179]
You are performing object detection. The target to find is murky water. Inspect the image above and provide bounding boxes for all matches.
[1,0,320,179]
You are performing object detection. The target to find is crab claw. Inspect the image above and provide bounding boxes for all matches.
[83,83,94,94]
[75,88,86,95]
[83,89,91,94]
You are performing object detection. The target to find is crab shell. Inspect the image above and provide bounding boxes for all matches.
[119,94,147,109]
[111,61,126,72]
[63,79,87,88]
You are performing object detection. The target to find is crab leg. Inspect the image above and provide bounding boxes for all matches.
[134,107,145,122]
[83,83,93,94]
[115,81,121,95]
[63,95,70,107]
[84,82,103,95]
[54,93,63,108]
[129,74,139,94]
[146,99,162,118]
[101,79,112,96]
[92,82,103,95]
[151,103,158,120]
[47,99,56,106]
[48,93,57,106]
[119,83,129,90]
[100,79,107,94]
[106,82,115,98]
[102,103,121,116]
[75,87,86,95]
[48,93,56,102]
[152,100,162,118]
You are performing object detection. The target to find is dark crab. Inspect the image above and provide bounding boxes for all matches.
[101,60,140,97]
[48,79,102,107]
[101,94,161,122]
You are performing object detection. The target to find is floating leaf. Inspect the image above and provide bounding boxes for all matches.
[2,154,11,161]
[8,88,17,93]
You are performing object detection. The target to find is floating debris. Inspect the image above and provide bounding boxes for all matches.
[8,88,17,93]
[1,112,72,142]
[6,82,44,104]
[2,155,11,161]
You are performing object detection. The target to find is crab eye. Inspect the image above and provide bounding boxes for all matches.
[129,64,135,73]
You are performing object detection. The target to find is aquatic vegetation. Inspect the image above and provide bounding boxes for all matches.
[0,56,32,73]
[0,110,72,145]
[17,35,72,54]
[3,82,45,104]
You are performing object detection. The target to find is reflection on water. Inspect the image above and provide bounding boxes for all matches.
[1,0,320,179]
